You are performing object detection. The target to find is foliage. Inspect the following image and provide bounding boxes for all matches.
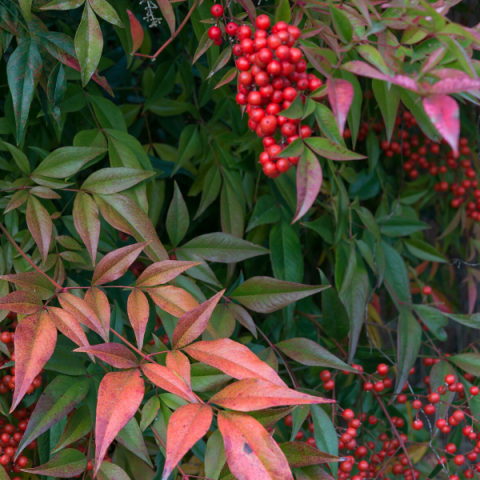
[0,0,480,479]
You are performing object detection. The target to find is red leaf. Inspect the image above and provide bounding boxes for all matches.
[136,260,201,287]
[58,292,107,341]
[127,288,150,349]
[74,343,138,369]
[210,378,334,412]
[166,350,191,388]
[84,287,111,341]
[92,242,148,286]
[163,404,212,479]
[0,291,42,314]
[148,285,199,317]
[184,339,286,387]
[141,363,197,403]
[12,311,57,412]
[292,148,322,224]
[218,410,293,480]
[127,10,144,54]
[26,195,52,265]
[47,307,92,358]
[327,77,354,136]
[73,192,100,266]
[172,290,225,349]
[156,0,175,35]
[94,369,144,477]
[422,94,459,155]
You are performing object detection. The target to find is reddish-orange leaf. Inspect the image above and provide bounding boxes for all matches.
[127,288,150,349]
[47,307,93,360]
[141,363,197,403]
[73,192,100,266]
[210,379,334,412]
[58,292,107,341]
[92,242,148,286]
[166,350,191,388]
[184,339,286,387]
[127,10,144,54]
[327,77,354,136]
[218,411,293,480]
[0,291,42,314]
[74,343,138,369]
[172,290,225,349]
[94,369,144,478]
[148,285,199,318]
[164,404,212,479]
[26,195,52,265]
[11,311,57,412]
[84,287,111,341]
[136,260,201,288]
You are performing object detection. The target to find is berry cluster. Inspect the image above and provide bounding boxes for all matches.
[208,9,322,178]
[281,357,480,480]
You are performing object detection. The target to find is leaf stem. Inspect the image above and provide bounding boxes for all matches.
[109,327,147,359]
[0,222,63,291]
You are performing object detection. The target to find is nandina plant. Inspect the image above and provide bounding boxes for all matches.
[0,0,480,479]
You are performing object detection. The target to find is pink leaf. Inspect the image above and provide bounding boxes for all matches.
[292,149,322,224]
[327,77,354,136]
[422,94,459,155]
[166,351,191,388]
[74,343,139,369]
[127,10,144,54]
[127,288,150,350]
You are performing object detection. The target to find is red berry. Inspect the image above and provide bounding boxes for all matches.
[211,4,224,17]
[237,25,252,40]
[276,158,290,173]
[412,420,423,430]
[377,363,388,376]
[471,386,479,396]
[208,26,222,40]
[256,14,271,30]
[0,332,11,344]
[422,285,432,295]
[226,22,238,35]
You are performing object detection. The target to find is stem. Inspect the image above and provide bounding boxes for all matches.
[109,327,147,359]
[0,222,63,291]
[151,426,190,480]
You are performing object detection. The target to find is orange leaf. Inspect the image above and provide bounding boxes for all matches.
[166,350,191,388]
[184,339,286,387]
[136,260,201,288]
[218,410,293,480]
[210,378,334,412]
[141,363,197,403]
[94,369,144,478]
[92,242,148,286]
[164,404,212,479]
[127,10,144,54]
[172,290,225,349]
[47,307,93,360]
[127,288,150,350]
[58,292,107,341]
[0,291,42,314]
[147,285,199,317]
[74,343,138,369]
[84,287,111,341]
[11,311,57,412]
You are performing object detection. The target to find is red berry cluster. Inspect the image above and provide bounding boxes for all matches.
[208,10,322,178]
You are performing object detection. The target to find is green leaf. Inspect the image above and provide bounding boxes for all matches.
[303,216,334,244]
[33,147,106,178]
[195,166,222,219]
[116,417,153,467]
[280,441,339,467]
[6,37,42,141]
[412,305,447,341]
[0,271,55,300]
[47,62,67,120]
[446,313,480,329]
[404,239,447,263]
[4,190,28,214]
[377,216,430,237]
[82,168,155,194]
[304,137,365,161]
[173,125,201,174]
[41,0,85,10]
[204,429,226,480]
[179,233,269,263]
[280,95,304,119]
[276,0,292,23]
[26,195,52,265]
[276,138,305,159]
[329,1,352,43]
[372,80,400,143]
[382,241,411,305]
[22,449,87,477]
[208,47,233,79]
[247,195,281,232]
[17,376,89,457]
[140,396,160,432]
[89,0,123,26]
[221,181,244,238]
[314,104,346,147]
[97,461,131,480]
[354,206,380,240]
[430,360,456,420]
[90,96,128,133]
[167,181,190,247]
[311,405,338,477]
[276,338,356,372]
[75,2,103,86]
[319,270,349,340]
[290,406,310,442]
[395,307,421,394]
[19,0,33,20]
[270,220,303,283]
[52,405,92,453]
[4,143,30,175]
[450,353,480,377]
[230,277,329,313]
